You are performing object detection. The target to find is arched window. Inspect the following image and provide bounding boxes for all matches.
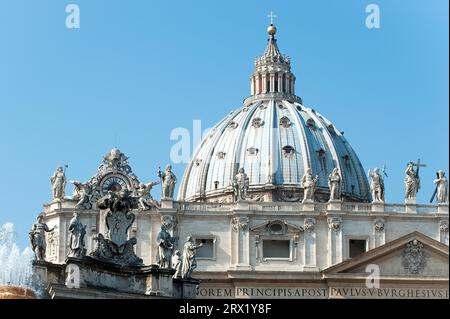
[306,118,317,130]
[316,148,327,172]
[279,116,292,128]
[282,145,295,157]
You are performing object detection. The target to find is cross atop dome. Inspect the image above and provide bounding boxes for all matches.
[267,11,277,25]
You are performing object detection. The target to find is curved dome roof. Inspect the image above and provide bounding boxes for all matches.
[178,25,370,203]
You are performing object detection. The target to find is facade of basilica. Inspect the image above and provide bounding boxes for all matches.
[32,24,448,299]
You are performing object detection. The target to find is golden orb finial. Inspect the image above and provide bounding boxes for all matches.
[267,24,277,35]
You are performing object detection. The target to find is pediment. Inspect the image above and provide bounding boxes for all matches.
[323,232,449,279]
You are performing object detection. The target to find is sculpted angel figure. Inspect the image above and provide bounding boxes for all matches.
[136,181,160,209]
[71,180,93,209]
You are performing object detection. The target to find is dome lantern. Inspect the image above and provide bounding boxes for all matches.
[248,24,300,105]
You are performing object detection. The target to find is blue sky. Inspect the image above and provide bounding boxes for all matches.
[0,0,448,248]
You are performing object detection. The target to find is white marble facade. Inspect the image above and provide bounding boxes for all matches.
[40,199,449,270]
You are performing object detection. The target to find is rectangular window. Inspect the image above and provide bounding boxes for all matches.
[195,238,215,259]
[349,239,367,258]
[262,240,290,259]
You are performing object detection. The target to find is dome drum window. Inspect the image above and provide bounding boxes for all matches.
[327,124,336,134]
[194,159,202,167]
[282,145,295,157]
[216,151,226,159]
[342,155,351,167]
[252,117,265,128]
[227,121,239,130]
[279,116,292,128]
[247,147,259,156]
[306,118,317,130]
[317,149,328,172]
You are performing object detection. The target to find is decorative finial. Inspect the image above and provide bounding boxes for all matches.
[267,12,277,35]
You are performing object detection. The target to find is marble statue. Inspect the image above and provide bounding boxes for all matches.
[172,250,182,279]
[68,212,86,258]
[156,224,177,268]
[405,163,420,199]
[159,165,177,199]
[136,181,160,209]
[301,168,318,202]
[29,215,56,261]
[433,170,448,204]
[181,236,203,279]
[71,180,93,209]
[233,168,250,201]
[328,168,341,201]
[368,167,385,202]
[51,166,66,200]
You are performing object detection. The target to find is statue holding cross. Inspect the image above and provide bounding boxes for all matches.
[404,159,425,200]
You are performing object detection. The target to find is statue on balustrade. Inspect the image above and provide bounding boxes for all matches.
[368,167,385,203]
[405,163,420,199]
[233,168,250,201]
[433,170,448,204]
[301,168,318,203]
[328,168,341,201]
[51,166,67,200]
[158,165,177,199]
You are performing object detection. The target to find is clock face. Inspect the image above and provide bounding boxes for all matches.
[100,175,129,195]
